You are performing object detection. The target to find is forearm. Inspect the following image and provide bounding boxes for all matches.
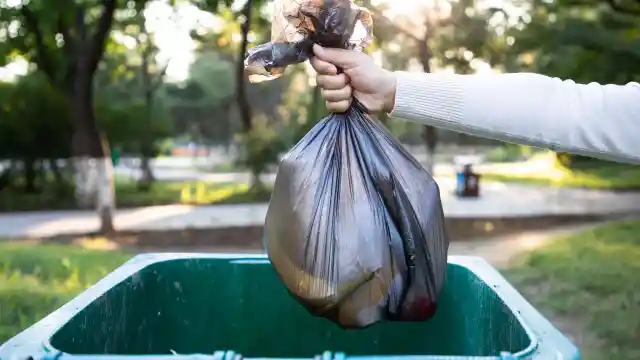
[389,71,640,164]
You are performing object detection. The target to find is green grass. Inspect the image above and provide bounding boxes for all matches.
[196,162,238,173]
[2,221,638,357]
[0,242,132,343]
[505,220,640,359]
[116,180,272,207]
[481,152,640,190]
[484,144,540,163]
[0,180,272,212]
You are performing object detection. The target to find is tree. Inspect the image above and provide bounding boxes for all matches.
[236,0,254,133]
[504,0,640,167]
[158,51,235,145]
[124,11,169,186]
[0,73,72,193]
[0,0,136,232]
[190,0,284,187]
[1,0,236,230]
[93,16,173,177]
[368,1,451,173]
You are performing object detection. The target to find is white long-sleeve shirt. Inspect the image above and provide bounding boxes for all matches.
[389,71,640,164]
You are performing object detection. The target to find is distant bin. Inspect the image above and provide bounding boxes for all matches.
[0,254,580,360]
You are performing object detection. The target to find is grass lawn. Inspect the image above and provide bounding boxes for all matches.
[0,242,132,343]
[481,152,640,190]
[115,179,272,207]
[2,221,638,358]
[0,179,272,212]
[505,220,640,359]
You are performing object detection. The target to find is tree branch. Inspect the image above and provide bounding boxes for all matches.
[57,17,74,56]
[56,14,77,90]
[236,0,253,132]
[151,64,169,92]
[76,6,87,42]
[88,0,118,75]
[20,6,57,84]
[605,0,640,15]
[369,7,422,42]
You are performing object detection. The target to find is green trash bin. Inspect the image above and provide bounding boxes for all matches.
[0,254,580,360]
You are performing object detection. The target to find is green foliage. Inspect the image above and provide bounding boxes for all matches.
[481,152,640,189]
[435,0,500,72]
[0,178,271,212]
[157,52,237,144]
[0,71,171,160]
[236,116,286,186]
[507,0,640,83]
[160,52,235,109]
[506,220,640,359]
[501,0,640,168]
[553,152,602,169]
[0,73,72,161]
[96,100,172,156]
[0,242,131,343]
[486,144,539,163]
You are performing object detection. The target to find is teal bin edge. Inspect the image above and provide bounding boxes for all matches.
[0,254,580,360]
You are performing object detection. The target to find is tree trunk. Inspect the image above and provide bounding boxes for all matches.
[139,53,156,189]
[418,38,437,174]
[138,28,158,189]
[139,156,155,184]
[237,0,253,133]
[237,1,260,188]
[422,126,438,174]
[310,85,322,122]
[250,171,262,191]
[0,162,13,192]
[21,0,117,233]
[71,63,115,234]
[23,158,37,193]
[49,159,64,185]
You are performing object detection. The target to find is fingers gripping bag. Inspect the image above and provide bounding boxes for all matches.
[245,0,449,328]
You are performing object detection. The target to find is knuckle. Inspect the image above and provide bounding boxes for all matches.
[310,58,321,71]
[326,101,335,110]
[339,73,349,85]
[324,90,337,101]
[325,77,340,90]
[320,63,335,75]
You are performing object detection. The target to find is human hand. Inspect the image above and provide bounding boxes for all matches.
[310,44,397,113]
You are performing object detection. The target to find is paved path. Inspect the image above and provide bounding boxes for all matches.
[1,177,640,238]
[129,222,611,269]
[114,163,509,184]
[448,222,607,268]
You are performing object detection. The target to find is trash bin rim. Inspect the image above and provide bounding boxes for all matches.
[1,254,578,360]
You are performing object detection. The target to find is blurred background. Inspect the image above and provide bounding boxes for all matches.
[0,0,639,358]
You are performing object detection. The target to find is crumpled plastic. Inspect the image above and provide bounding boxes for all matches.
[245,0,373,83]
[245,0,450,328]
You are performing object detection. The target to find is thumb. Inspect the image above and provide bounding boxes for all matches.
[313,44,358,68]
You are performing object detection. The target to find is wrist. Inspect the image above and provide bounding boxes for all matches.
[381,70,397,113]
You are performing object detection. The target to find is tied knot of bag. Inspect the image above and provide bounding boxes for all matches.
[244,0,373,83]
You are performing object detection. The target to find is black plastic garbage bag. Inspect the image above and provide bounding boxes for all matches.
[245,0,449,328]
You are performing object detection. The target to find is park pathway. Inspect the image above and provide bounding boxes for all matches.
[0,177,639,238]
[124,221,610,269]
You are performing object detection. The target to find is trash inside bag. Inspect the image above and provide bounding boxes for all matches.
[245,0,450,328]
[245,0,373,83]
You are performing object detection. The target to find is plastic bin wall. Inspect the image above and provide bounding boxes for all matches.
[0,254,580,360]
